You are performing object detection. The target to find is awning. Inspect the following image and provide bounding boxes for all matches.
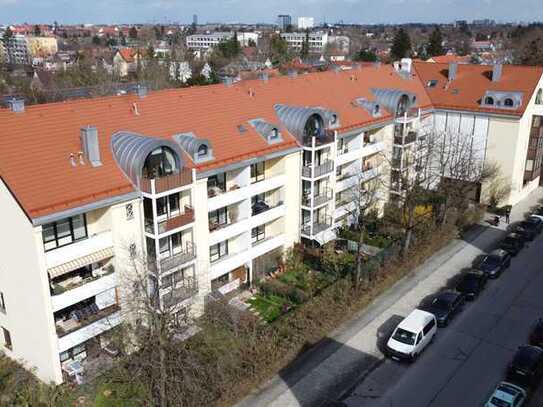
[48,248,114,279]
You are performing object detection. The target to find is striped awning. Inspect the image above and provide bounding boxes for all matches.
[48,248,114,279]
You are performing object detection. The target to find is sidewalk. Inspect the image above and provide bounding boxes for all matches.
[235,188,543,407]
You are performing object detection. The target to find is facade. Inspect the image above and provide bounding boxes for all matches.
[113,48,143,78]
[186,32,259,51]
[280,31,329,53]
[2,33,31,65]
[277,15,292,31]
[297,17,315,30]
[0,61,542,385]
[26,36,59,58]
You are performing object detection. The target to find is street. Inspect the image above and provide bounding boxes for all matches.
[342,229,543,407]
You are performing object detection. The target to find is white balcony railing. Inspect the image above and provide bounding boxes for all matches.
[51,272,117,312]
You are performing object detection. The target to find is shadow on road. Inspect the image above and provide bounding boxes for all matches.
[376,314,404,355]
[276,337,381,407]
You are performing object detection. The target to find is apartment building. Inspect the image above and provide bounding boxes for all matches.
[280,32,329,53]
[186,32,259,51]
[1,33,31,65]
[0,61,542,385]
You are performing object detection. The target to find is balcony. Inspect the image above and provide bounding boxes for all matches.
[141,169,193,194]
[57,306,121,353]
[302,160,334,178]
[250,203,286,229]
[145,206,194,235]
[301,215,333,236]
[301,188,333,207]
[395,108,420,124]
[161,277,199,308]
[51,269,117,312]
[394,131,417,146]
[361,141,385,157]
[303,130,335,147]
[56,303,120,338]
[361,166,381,182]
[160,242,197,273]
[45,231,114,272]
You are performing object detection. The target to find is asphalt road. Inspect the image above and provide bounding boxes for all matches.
[342,233,543,407]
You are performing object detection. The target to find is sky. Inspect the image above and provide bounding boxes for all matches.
[1,0,543,25]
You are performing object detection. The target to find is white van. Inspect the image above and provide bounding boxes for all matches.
[386,309,437,362]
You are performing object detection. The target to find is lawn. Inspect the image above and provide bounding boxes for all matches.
[247,294,293,323]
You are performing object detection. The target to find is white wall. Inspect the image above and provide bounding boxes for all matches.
[0,180,62,384]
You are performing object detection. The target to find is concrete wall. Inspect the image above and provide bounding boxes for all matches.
[0,180,62,384]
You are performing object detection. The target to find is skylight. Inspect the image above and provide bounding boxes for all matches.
[427,80,438,88]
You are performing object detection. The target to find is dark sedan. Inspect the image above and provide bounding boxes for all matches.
[507,345,543,389]
[477,249,511,278]
[524,216,543,233]
[514,224,537,241]
[500,233,525,256]
[419,291,465,327]
[530,319,543,348]
[456,271,488,300]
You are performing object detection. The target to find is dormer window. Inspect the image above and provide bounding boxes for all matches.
[485,96,494,105]
[426,80,438,88]
[330,114,338,126]
[197,144,208,158]
[373,105,380,116]
[536,89,543,105]
[270,128,280,140]
[304,114,324,138]
[143,146,177,179]
[504,98,514,107]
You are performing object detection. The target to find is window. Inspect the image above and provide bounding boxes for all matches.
[210,241,228,263]
[125,204,134,220]
[250,162,265,183]
[426,80,438,88]
[197,144,208,158]
[59,343,86,362]
[330,114,338,126]
[129,243,137,259]
[484,96,494,105]
[423,319,436,335]
[270,128,280,140]
[169,194,180,215]
[209,207,228,227]
[526,159,534,172]
[252,225,265,244]
[504,98,514,107]
[208,173,226,192]
[143,146,177,179]
[536,89,542,105]
[0,292,5,313]
[415,333,422,345]
[156,197,167,217]
[304,114,324,138]
[42,214,88,251]
[2,327,12,350]
[159,237,169,256]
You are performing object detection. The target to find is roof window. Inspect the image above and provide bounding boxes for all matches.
[427,80,438,88]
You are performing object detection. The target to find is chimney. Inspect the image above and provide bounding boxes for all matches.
[135,84,147,98]
[492,63,502,82]
[259,71,269,82]
[393,61,400,71]
[223,77,234,86]
[400,58,412,73]
[80,126,102,167]
[448,62,458,81]
[7,97,25,113]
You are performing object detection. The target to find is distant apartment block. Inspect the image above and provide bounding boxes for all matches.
[186,32,259,51]
[277,15,292,31]
[0,60,542,385]
[297,17,315,30]
[280,31,328,53]
[1,33,31,65]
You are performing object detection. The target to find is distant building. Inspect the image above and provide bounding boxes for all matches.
[193,14,198,26]
[280,32,329,53]
[472,19,495,26]
[186,32,258,51]
[455,20,468,28]
[277,15,292,31]
[113,48,143,78]
[297,17,315,30]
[26,37,58,58]
[2,33,31,65]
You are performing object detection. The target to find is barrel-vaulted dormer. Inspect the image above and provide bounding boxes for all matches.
[111,131,185,189]
[274,104,340,146]
[370,88,417,117]
[173,132,214,164]
[249,119,283,144]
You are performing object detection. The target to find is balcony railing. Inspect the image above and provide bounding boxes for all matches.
[141,169,192,194]
[161,277,199,308]
[301,215,333,236]
[51,265,115,296]
[160,242,196,272]
[394,131,417,145]
[302,188,333,207]
[302,160,334,178]
[145,206,195,235]
[303,130,335,147]
[56,304,120,338]
[395,107,420,123]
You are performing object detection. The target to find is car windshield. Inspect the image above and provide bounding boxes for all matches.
[392,328,416,345]
[482,256,500,267]
[490,397,511,407]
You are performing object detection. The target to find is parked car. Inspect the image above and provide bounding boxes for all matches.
[530,319,543,348]
[251,200,270,215]
[456,271,488,300]
[507,345,543,389]
[523,216,543,233]
[419,291,465,327]
[386,309,437,362]
[477,249,511,278]
[514,224,537,242]
[484,381,527,407]
[500,233,525,256]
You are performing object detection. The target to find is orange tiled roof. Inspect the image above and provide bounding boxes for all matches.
[117,48,137,63]
[427,55,471,64]
[3,62,540,220]
[413,62,543,116]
